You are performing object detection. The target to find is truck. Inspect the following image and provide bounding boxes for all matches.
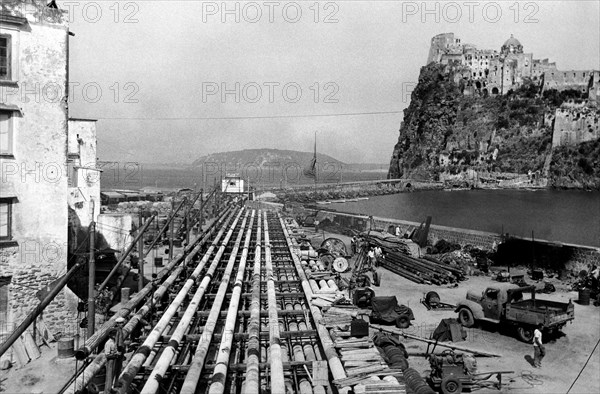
[455,283,574,342]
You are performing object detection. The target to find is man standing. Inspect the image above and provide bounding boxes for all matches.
[367,248,376,269]
[533,323,545,368]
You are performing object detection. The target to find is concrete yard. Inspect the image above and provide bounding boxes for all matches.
[372,271,600,393]
[303,228,600,394]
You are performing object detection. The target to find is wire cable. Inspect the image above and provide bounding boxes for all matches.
[84,110,404,121]
[566,337,600,393]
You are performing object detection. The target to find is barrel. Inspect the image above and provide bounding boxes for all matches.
[578,289,591,305]
[154,257,163,267]
[57,337,75,358]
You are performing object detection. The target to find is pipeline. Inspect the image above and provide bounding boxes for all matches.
[207,210,256,394]
[179,209,251,394]
[113,207,245,394]
[242,211,262,394]
[63,207,238,393]
[264,212,286,394]
[278,213,350,394]
[142,210,254,394]
[142,198,187,257]
[74,204,235,361]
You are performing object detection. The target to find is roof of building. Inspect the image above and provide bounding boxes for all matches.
[503,34,522,48]
[101,191,125,198]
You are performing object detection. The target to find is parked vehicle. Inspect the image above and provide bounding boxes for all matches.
[455,283,574,342]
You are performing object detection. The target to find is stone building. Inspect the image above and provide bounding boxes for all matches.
[0,1,99,335]
[428,33,600,148]
[428,33,597,97]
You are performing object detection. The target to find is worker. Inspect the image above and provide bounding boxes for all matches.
[104,330,118,389]
[106,317,127,389]
[532,323,545,368]
[350,236,356,255]
[374,246,382,267]
[367,248,375,268]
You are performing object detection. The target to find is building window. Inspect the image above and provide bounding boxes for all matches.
[0,276,10,325]
[0,111,13,156]
[0,35,10,80]
[0,199,12,240]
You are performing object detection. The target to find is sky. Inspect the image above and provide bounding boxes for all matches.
[63,0,600,164]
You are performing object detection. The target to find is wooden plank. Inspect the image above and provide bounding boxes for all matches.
[22,331,41,360]
[343,360,385,368]
[345,364,389,377]
[36,318,55,343]
[312,360,329,387]
[11,338,30,368]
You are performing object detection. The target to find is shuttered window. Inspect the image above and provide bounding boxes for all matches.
[0,200,11,240]
[0,112,12,155]
[0,36,10,80]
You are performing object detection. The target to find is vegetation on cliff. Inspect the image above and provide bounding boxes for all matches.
[550,140,600,189]
[388,63,598,189]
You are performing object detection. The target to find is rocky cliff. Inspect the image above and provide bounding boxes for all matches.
[388,63,600,189]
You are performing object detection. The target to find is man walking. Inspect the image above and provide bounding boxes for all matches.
[533,323,545,368]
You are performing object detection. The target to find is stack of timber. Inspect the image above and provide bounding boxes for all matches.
[379,252,465,285]
[365,232,413,255]
[332,336,406,393]
[6,330,42,369]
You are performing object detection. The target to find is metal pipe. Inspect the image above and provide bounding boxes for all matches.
[142,199,186,257]
[176,189,203,236]
[63,353,107,394]
[263,212,286,394]
[97,213,156,292]
[114,208,245,394]
[74,206,235,361]
[0,259,86,358]
[87,221,96,337]
[138,210,144,292]
[179,209,250,394]
[208,210,256,394]
[243,210,262,394]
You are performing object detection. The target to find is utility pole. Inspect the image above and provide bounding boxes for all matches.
[185,200,190,245]
[87,213,96,338]
[199,189,204,230]
[169,199,174,262]
[138,210,144,292]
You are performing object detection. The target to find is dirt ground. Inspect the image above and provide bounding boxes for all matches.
[305,228,600,394]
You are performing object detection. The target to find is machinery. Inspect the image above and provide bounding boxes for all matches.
[427,350,513,394]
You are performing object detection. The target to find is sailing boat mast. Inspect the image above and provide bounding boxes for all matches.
[314,131,318,188]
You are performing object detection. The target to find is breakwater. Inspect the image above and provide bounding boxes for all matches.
[298,208,600,272]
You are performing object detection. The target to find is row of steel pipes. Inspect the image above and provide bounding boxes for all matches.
[63,206,348,394]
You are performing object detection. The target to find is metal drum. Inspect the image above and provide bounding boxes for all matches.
[57,337,75,358]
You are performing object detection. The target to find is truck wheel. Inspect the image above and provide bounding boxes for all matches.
[458,308,475,328]
[441,376,463,394]
[517,326,534,343]
[425,291,440,307]
[396,314,411,329]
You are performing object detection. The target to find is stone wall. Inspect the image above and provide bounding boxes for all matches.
[312,210,502,249]
[552,106,600,147]
[97,214,134,252]
[0,1,74,332]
